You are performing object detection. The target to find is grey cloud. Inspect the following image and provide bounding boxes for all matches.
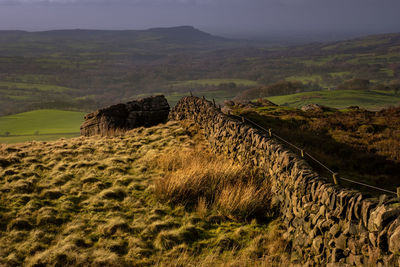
[0,0,399,37]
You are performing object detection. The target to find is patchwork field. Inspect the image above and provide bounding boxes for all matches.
[266,89,400,110]
[0,109,86,144]
[285,74,322,85]
[0,121,288,266]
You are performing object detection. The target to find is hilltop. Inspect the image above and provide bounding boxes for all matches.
[0,26,239,56]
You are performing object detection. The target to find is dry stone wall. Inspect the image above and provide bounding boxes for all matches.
[169,96,400,266]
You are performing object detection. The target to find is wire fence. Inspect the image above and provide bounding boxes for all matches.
[211,104,399,196]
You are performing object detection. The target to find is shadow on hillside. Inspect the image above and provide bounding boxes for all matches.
[240,111,400,197]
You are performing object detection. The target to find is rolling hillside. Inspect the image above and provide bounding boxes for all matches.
[1,29,400,119]
[0,26,252,116]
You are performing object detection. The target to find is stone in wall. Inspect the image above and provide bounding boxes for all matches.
[81,95,170,136]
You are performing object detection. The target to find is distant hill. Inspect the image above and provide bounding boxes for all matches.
[32,26,227,43]
[319,32,400,53]
[0,26,242,56]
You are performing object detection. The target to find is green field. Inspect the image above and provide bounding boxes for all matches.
[329,71,351,77]
[266,89,400,110]
[285,74,322,84]
[0,109,86,144]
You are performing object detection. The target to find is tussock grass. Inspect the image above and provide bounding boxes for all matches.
[154,148,271,221]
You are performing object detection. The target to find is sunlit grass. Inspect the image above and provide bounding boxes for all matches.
[0,109,85,143]
[0,121,288,266]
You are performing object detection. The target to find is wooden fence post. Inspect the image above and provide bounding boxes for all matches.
[333,173,340,185]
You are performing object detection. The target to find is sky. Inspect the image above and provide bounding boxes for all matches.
[0,0,400,39]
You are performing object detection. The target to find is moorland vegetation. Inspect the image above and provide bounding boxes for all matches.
[0,121,289,266]
[229,102,400,194]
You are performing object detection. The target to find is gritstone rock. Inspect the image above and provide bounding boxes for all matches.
[80,95,170,136]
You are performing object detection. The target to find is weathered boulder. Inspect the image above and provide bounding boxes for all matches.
[389,225,400,253]
[301,103,325,112]
[301,103,337,112]
[80,95,170,136]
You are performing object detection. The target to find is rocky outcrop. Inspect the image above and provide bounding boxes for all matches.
[170,96,400,266]
[80,95,170,136]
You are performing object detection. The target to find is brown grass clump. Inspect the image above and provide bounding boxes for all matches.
[154,148,271,221]
[216,182,270,220]
[157,221,292,267]
[25,244,86,267]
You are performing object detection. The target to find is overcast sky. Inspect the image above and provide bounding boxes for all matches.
[0,0,399,38]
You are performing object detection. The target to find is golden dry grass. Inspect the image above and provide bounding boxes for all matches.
[153,148,271,221]
[0,120,289,266]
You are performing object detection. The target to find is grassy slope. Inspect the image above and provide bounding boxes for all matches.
[0,109,86,144]
[0,121,288,266]
[267,89,400,110]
